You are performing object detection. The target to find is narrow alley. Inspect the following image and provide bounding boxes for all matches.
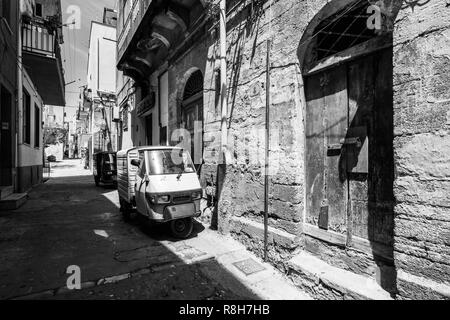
[1,0,449,304]
[0,160,308,300]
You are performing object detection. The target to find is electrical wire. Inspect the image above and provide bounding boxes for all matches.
[296,0,368,52]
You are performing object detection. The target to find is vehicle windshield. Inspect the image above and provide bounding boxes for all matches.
[102,154,116,171]
[146,149,195,175]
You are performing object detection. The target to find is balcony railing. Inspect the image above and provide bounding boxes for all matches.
[22,22,57,58]
[21,19,66,106]
[117,0,153,62]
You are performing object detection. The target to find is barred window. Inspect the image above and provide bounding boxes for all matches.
[314,1,383,61]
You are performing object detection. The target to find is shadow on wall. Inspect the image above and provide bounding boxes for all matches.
[211,0,266,231]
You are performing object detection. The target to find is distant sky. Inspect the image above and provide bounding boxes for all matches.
[60,0,117,118]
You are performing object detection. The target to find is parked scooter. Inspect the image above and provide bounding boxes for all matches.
[117,147,202,239]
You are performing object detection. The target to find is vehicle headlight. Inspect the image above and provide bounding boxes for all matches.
[157,195,171,204]
[191,191,202,200]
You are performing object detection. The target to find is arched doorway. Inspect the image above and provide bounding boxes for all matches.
[182,70,204,168]
[300,0,399,276]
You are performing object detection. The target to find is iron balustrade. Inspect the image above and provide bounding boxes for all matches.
[22,21,57,58]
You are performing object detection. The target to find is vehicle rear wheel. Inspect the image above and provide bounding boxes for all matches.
[169,218,194,239]
[120,199,132,221]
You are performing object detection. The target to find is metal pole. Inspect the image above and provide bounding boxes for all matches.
[90,103,94,170]
[264,39,271,262]
[220,0,228,163]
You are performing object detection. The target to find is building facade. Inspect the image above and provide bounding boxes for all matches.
[19,0,65,192]
[0,0,65,199]
[0,0,20,199]
[80,10,119,170]
[116,0,450,300]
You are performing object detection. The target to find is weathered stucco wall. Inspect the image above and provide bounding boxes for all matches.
[392,0,450,299]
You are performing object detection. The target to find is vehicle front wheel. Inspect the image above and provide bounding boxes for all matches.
[169,218,194,239]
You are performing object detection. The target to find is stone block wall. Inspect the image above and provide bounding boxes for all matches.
[162,0,450,298]
[215,0,307,257]
[392,0,450,299]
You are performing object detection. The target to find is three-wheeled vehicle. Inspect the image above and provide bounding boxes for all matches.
[93,152,117,187]
[117,146,202,239]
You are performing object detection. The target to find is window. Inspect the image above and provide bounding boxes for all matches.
[1,0,11,25]
[215,69,221,114]
[183,70,204,101]
[122,105,129,132]
[137,151,146,178]
[146,150,195,175]
[35,3,43,17]
[23,90,31,145]
[123,0,131,26]
[313,1,382,61]
[146,114,153,146]
[34,104,40,148]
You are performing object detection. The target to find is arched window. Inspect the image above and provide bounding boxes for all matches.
[302,0,394,71]
[183,70,204,101]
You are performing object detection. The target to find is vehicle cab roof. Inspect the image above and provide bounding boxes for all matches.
[117,146,184,157]
[137,146,183,151]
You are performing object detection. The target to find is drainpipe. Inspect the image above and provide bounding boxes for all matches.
[219,0,228,162]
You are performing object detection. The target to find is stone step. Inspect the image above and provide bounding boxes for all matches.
[288,251,393,300]
[0,186,13,200]
[397,270,450,300]
[0,193,28,211]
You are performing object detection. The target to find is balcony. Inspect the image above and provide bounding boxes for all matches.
[136,92,156,117]
[22,20,66,106]
[117,0,207,84]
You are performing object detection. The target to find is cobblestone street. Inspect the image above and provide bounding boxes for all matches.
[0,160,309,300]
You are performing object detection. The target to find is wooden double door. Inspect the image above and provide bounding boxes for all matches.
[305,48,394,248]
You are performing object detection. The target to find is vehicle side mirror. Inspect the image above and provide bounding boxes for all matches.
[131,159,141,167]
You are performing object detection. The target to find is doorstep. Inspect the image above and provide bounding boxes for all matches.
[0,193,28,211]
[288,251,393,300]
